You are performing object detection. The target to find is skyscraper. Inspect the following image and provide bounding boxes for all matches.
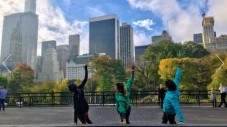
[1,0,38,70]
[89,14,119,59]
[25,0,36,13]
[69,34,80,58]
[202,17,215,48]
[38,48,63,82]
[41,40,57,58]
[120,23,134,68]
[56,44,70,77]
[40,40,56,71]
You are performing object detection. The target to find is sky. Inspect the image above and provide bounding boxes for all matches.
[0,0,227,56]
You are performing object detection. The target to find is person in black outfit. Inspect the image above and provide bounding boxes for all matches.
[158,84,166,108]
[68,64,92,124]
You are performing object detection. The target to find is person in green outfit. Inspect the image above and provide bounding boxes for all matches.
[115,64,135,124]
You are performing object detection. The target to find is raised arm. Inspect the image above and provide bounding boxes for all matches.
[173,60,182,88]
[78,64,88,89]
[126,64,135,96]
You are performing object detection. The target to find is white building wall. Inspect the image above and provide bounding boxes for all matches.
[66,62,92,80]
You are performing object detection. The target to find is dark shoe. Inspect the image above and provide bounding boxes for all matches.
[218,105,221,107]
[162,121,167,124]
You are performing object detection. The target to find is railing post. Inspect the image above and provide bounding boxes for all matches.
[29,96,31,107]
[102,92,105,107]
[113,92,115,106]
[198,90,201,106]
[19,93,22,108]
[51,92,54,107]
[136,91,138,108]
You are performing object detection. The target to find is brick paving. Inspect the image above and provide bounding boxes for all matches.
[0,106,227,126]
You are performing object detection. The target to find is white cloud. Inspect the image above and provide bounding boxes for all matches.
[127,0,227,43]
[86,7,106,17]
[133,30,151,46]
[0,0,89,56]
[36,0,89,55]
[133,19,154,31]
[207,0,227,36]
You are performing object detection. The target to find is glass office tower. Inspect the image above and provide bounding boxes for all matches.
[89,14,119,59]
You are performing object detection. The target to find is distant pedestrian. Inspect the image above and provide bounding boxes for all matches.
[115,64,135,124]
[217,83,227,107]
[162,60,184,125]
[0,86,7,111]
[68,64,92,124]
[158,84,166,108]
[210,88,217,108]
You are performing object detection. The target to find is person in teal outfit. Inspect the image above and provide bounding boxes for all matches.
[115,64,135,124]
[162,60,184,125]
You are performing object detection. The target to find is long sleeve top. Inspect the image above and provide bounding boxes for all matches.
[115,71,135,113]
[163,66,184,122]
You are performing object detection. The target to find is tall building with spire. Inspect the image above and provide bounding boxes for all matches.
[1,0,38,70]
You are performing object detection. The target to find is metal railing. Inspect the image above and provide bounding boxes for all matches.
[5,90,220,107]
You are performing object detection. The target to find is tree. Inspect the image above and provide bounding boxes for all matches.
[8,63,35,92]
[90,55,126,91]
[135,57,159,90]
[158,58,198,90]
[207,53,227,90]
[182,41,210,58]
[0,75,8,87]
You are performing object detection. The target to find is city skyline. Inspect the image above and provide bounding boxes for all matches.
[1,0,227,56]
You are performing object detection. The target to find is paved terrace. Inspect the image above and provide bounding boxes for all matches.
[0,106,227,126]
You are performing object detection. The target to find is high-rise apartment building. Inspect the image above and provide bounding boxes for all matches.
[69,34,80,58]
[56,45,70,77]
[152,30,172,45]
[89,14,119,59]
[120,23,134,68]
[202,17,215,48]
[1,0,38,70]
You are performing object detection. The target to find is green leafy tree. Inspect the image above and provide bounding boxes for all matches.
[135,57,159,90]
[90,55,126,91]
[8,63,35,92]
[141,40,210,90]
[0,75,8,87]
[208,53,227,90]
[182,41,210,58]
[158,58,198,90]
